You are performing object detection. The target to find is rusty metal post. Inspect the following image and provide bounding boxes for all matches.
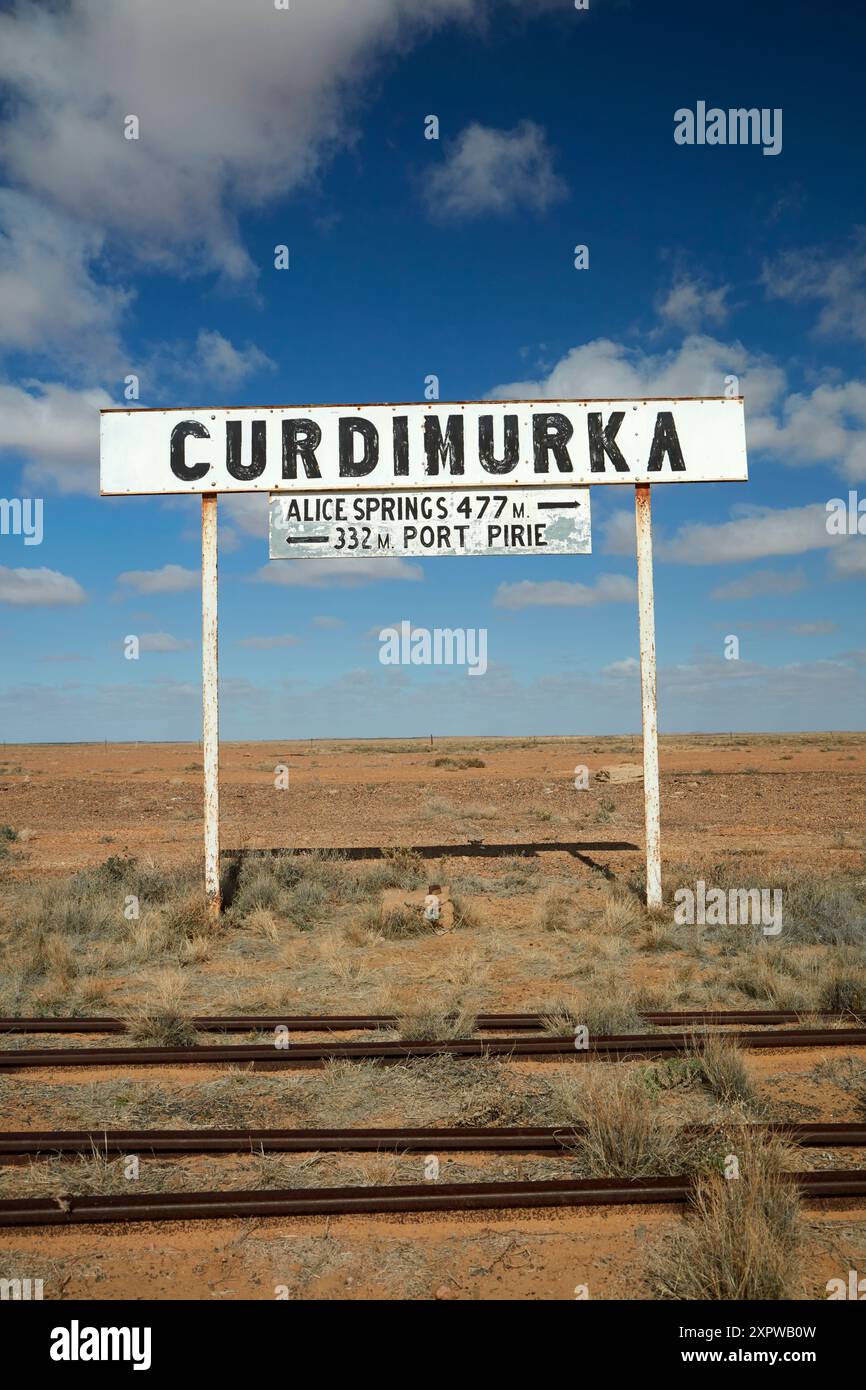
[634,484,662,909]
[201,493,220,915]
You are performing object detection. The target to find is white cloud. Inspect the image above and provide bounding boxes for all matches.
[710,567,807,600]
[154,330,275,390]
[632,503,832,566]
[655,273,731,331]
[602,656,639,678]
[222,494,269,538]
[312,616,346,630]
[0,565,86,606]
[762,229,866,342]
[1,0,558,387]
[830,544,866,577]
[0,380,112,493]
[603,499,865,576]
[3,646,865,740]
[117,564,199,594]
[0,353,270,497]
[425,120,566,220]
[494,574,636,609]
[0,189,130,366]
[489,332,785,416]
[601,509,637,554]
[255,558,423,588]
[196,331,273,386]
[216,526,242,555]
[792,620,837,635]
[236,634,301,649]
[0,0,500,284]
[748,381,866,481]
[488,330,866,483]
[363,621,403,641]
[656,505,836,566]
[136,632,191,652]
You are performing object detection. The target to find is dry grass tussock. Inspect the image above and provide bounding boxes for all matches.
[595,877,677,940]
[315,930,377,988]
[540,977,645,1036]
[124,969,199,1046]
[694,1034,763,1112]
[384,986,481,1040]
[295,1056,558,1129]
[548,1066,720,1178]
[648,1133,803,1299]
[0,856,215,1005]
[227,848,426,927]
[656,859,866,948]
[357,890,479,939]
[816,952,866,1014]
[715,940,866,1014]
[450,894,480,930]
[429,944,490,990]
[357,901,434,940]
[534,887,575,933]
[600,885,645,933]
[723,945,819,1011]
[0,847,436,1009]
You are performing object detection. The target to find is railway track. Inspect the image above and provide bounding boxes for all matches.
[1,1027,865,1069]
[1,1168,864,1228]
[0,1009,859,1035]
[2,1121,866,1159]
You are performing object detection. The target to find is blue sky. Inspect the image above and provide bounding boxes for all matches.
[0,0,864,740]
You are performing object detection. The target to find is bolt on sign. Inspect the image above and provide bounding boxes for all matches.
[99,398,747,494]
[268,487,591,558]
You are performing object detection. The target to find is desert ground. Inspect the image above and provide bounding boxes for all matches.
[0,732,864,1301]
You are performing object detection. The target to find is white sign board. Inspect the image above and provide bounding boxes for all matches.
[99,398,747,495]
[268,487,591,559]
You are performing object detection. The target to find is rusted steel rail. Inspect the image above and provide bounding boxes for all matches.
[1,1028,865,1069]
[1,1168,864,1227]
[2,1121,865,1159]
[0,1009,858,1035]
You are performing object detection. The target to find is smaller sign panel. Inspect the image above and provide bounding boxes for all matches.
[268,487,591,559]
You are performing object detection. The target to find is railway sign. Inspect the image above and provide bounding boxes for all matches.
[268,486,591,559]
[99,395,749,916]
[99,398,746,495]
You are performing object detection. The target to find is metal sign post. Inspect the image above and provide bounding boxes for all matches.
[634,484,661,909]
[201,494,220,914]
